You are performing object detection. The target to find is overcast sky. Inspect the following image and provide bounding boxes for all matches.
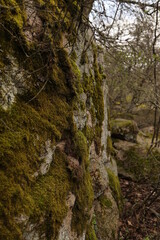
[90,0,160,44]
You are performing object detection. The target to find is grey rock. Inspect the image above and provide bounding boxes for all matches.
[58,193,85,240]
[0,55,26,110]
[24,0,43,42]
[40,140,56,175]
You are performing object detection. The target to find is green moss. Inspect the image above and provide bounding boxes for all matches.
[73,130,88,166]
[122,147,147,180]
[110,118,138,143]
[92,45,104,154]
[83,125,94,147]
[90,105,96,124]
[0,92,72,238]
[92,76,104,125]
[32,148,70,239]
[111,119,136,131]
[70,50,78,61]
[0,41,74,239]
[71,130,94,234]
[0,0,24,30]
[99,195,112,209]
[107,136,114,155]
[86,224,97,240]
[72,171,94,235]
[81,45,104,156]
[70,58,83,95]
[107,108,111,131]
[121,147,160,182]
[36,0,45,6]
[57,48,83,97]
[83,72,94,95]
[107,168,123,212]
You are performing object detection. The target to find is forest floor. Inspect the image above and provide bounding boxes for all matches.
[118,176,160,240]
[111,114,160,239]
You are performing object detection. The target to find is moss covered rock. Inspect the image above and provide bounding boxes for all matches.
[0,0,120,239]
[94,190,119,240]
[111,118,139,142]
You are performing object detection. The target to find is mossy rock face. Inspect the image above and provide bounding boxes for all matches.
[111,118,139,142]
[0,1,95,236]
[107,136,114,155]
[0,0,120,239]
[99,195,113,209]
[106,168,123,212]
[94,190,119,240]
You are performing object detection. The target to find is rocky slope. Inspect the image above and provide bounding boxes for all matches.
[0,1,120,239]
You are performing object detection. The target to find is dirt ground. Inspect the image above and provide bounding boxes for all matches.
[118,177,160,240]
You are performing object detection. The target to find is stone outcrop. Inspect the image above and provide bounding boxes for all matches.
[111,118,139,142]
[0,1,120,239]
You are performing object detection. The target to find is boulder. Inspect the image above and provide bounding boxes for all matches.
[111,118,139,142]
